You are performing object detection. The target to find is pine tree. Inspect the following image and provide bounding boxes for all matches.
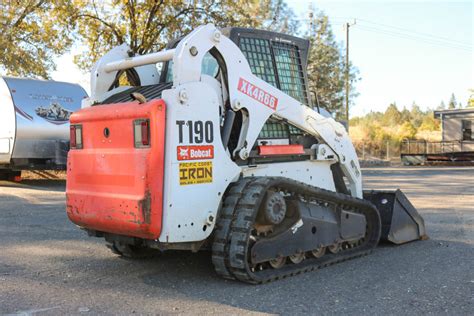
[305,9,358,118]
[448,93,457,109]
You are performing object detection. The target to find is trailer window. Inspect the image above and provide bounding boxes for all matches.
[462,120,472,140]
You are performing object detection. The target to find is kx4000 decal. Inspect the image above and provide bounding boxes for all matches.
[179,161,213,185]
[177,145,214,161]
[237,78,278,110]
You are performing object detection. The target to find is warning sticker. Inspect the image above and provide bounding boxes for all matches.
[179,161,213,185]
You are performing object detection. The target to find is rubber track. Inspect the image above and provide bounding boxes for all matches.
[212,177,382,284]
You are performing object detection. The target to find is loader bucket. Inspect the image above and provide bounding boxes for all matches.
[364,190,427,244]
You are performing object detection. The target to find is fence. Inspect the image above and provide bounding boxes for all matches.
[400,139,474,155]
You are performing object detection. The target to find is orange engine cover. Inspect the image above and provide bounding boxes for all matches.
[66,100,166,239]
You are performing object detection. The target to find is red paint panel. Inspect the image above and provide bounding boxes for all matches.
[258,144,305,156]
[66,100,166,240]
[177,145,214,161]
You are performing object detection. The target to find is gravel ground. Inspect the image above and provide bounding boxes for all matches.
[0,167,472,315]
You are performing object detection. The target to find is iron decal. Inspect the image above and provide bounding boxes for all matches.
[179,161,213,185]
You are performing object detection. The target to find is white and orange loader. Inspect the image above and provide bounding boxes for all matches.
[66,24,426,283]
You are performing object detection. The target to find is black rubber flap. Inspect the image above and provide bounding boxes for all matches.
[363,189,427,244]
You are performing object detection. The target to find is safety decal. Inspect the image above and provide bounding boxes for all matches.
[237,77,278,110]
[179,161,213,185]
[177,145,214,161]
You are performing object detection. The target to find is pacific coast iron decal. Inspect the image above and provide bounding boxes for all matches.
[35,102,73,125]
[237,78,278,110]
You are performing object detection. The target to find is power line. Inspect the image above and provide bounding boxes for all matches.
[356,25,472,51]
[325,16,472,51]
[356,18,470,46]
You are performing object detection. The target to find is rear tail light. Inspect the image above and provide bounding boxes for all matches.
[134,119,150,148]
[70,124,83,149]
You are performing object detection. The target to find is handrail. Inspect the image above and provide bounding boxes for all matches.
[103,49,175,73]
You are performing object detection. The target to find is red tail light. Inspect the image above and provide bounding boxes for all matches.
[141,120,149,146]
[70,124,83,149]
[70,126,76,148]
[134,119,150,148]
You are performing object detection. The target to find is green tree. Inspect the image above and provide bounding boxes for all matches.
[400,106,411,122]
[70,0,298,70]
[382,103,401,126]
[448,93,457,109]
[0,0,74,78]
[410,102,424,128]
[437,100,446,110]
[305,10,358,118]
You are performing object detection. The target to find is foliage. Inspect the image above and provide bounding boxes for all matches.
[0,0,74,78]
[305,10,358,119]
[349,103,441,159]
[448,93,457,109]
[69,0,298,70]
[382,103,401,126]
[467,89,474,108]
[397,121,417,141]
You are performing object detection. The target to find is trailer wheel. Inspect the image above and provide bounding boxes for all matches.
[106,241,158,259]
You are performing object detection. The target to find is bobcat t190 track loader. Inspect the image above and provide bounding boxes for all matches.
[66,25,426,283]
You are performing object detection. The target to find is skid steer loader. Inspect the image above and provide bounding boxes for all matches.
[66,25,426,283]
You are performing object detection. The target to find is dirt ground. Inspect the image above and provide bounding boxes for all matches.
[0,167,472,315]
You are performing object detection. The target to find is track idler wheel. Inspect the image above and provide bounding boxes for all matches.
[311,246,326,258]
[328,243,342,254]
[289,252,305,264]
[269,256,286,269]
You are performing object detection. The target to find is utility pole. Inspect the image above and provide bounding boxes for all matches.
[345,20,356,129]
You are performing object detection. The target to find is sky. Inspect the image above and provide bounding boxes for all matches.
[51,0,473,117]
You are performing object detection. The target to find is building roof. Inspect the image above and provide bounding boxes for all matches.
[434,108,474,118]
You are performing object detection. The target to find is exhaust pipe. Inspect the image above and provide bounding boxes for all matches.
[364,190,428,244]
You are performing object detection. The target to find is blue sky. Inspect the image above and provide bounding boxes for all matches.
[52,0,473,117]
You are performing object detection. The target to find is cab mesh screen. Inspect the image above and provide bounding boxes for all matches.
[238,37,307,139]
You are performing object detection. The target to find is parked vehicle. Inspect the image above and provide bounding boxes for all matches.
[0,77,87,180]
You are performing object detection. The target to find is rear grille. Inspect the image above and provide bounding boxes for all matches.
[100,83,172,105]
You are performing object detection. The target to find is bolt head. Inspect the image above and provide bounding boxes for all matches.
[189,46,198,56]
[179,89,188,103]
[213,31,221,42]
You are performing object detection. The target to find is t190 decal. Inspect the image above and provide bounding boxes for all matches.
[176,120,213,144]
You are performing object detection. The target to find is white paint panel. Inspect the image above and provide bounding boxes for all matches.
[242,160,336,192]
[160,81,241,243]
[0,139,10,154]
[0,77,15,163]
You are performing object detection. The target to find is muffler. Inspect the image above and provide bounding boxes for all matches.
[364,190,428,244]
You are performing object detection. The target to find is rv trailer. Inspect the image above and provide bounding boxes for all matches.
[0,77,87,180]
